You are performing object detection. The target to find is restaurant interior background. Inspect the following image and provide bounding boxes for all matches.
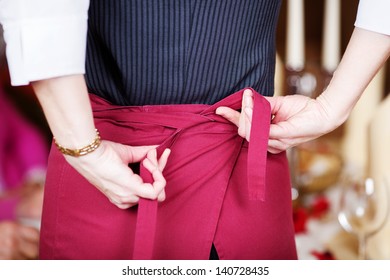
[1,0,390,260]
[275,0,390,260]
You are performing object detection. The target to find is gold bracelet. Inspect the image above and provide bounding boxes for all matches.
[54,129,101,157]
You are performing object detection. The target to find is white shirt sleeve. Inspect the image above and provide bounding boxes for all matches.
[355,0,390,36]
[0,0,90,86]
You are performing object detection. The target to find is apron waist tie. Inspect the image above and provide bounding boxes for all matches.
[130,88,271,259]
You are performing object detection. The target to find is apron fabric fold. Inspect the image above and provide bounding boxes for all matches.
[40,88,297,260]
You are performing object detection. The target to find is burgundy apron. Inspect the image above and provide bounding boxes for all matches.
[40,88,297,260]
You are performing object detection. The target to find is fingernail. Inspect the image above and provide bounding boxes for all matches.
[164,148,171,157]
[244,89,252,96]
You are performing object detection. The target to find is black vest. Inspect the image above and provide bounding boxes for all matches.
[85,0,281,106]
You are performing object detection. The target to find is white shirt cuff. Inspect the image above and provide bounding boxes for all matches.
[355,0,390,36]
[3,16,88,86]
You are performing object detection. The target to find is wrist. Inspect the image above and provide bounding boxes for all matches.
[32,75,97,148]
[54,128,102,157]
[315,92,349,133]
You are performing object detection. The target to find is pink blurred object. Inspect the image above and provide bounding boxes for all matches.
[0,86,48,220]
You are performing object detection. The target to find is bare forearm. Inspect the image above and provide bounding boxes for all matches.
[31,75,96,148]
[317,27,390,127]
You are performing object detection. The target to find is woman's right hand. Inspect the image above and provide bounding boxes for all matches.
[265,94,337,154]
[0,221,40,260]
[65,140,171,209]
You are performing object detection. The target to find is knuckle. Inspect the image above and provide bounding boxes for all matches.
[116,196,127,204]
[158,176,167,186]
[158,193,166,202]
[238,128,245,138]
[149,192,159,200]
[131,174,143,185]
[128,195,139,203]
[116,204,129,210]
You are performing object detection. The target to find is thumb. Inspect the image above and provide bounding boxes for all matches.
[263,96,279,115]
[215,106,240,127]
[119,144,158,163]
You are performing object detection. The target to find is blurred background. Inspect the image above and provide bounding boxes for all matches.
[1,0,390,260]
[0,24,49,260]
[275,0,390,260]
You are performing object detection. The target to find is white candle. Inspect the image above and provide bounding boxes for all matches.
[286,0,305,71]
[322,0,341,73]
[274,53,284,97]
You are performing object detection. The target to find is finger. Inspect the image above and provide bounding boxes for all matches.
[150,168,167,199]
[158,148,171,171]
[19,226,40,243]
[0,246,23,260]
[267,143,286,154]
[244,107,253,122]
[267,146,284,154]
[110,193,139,205]
[238,90,252,138]
[157,190,166,202]
[263,96,277,111]
[143,157,158,173]
[18,238,39,259]
[263,96,284,116]
[268,138,286,151]
[143,157,167,200]
[244,107,253,141]
[106,184,141,209]
[146,148,158,166]
[16,226,40,259]
[125,145,158,163]
[114,202,138,209]
[268,138,298,153]
[128,174,159,200]
[215,106,240,127]
[269,123,290,139]
[243,89,253,106]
